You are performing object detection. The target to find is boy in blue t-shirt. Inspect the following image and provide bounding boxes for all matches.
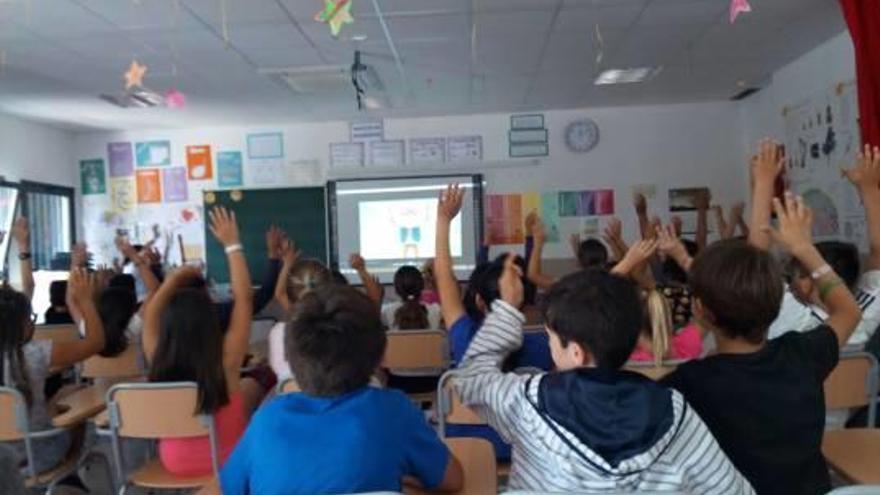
[220,285,463,495]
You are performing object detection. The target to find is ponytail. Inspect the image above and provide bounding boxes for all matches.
[644,290,673,367]
[392,266,428,330]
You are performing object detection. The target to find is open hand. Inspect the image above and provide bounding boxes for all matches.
[751,138,785,186]
[762,192,814,256]
[208,206,240,247]
[438,183,464,222]
[656,224,687,261]
[266,225,285,259]
[842,144,880,191]
[71,243,88,268]
[68,268,97,306]
[281,239,300,266]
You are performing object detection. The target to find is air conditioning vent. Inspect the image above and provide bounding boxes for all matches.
[260,64,386,95]
[99,88,164,108]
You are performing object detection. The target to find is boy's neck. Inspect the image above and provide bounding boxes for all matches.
[712,331,766,355]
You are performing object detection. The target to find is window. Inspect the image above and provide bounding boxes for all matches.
[20,181,75,270]
[0,183,19,276]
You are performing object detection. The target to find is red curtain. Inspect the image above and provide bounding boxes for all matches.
[840,0,880,146]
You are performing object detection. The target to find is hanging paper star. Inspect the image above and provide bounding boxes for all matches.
[314,0,354,38]
[165,89,186,109]
[124,60,147,89]
[729,0,752,24]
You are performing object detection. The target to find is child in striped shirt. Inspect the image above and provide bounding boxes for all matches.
[456,254,753,494]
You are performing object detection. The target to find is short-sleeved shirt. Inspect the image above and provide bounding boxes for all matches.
[381,302,443,330]
[770,272,880,346]
[661,325,839,495]
[220,387,449,495]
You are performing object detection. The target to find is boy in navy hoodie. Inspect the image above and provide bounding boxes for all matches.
[456,253,752,493]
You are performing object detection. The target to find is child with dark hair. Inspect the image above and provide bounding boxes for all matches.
[382,265,442,330]
[661,140,862,495]
[43,280,72,324]
[0,219,106,474]
[769,145,880,347]
[220,284,463,494]
[455,252,750,492]
[527,215,610,290]
[143,207,264,476]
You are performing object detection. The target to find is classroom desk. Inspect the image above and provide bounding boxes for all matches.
[822,429,880,484]
[51,383,111,428]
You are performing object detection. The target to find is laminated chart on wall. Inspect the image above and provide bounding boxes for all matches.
[486,194,524,245]
[186,145,214,180]
[80,159,107,195]
[135,140,171,168]
[108,142,134,178]
[783,80,863,246]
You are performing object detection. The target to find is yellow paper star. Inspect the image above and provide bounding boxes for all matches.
[124,60,147,90]
[315,0,353,38]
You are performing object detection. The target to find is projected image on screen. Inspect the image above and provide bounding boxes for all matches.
[358,198,462,260]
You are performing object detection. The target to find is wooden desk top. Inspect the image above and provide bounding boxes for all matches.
[822,428,880,484]
[51,383,111,428]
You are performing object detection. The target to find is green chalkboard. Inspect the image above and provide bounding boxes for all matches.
[203,187,327,285]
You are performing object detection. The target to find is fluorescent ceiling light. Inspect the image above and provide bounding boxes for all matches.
[594,67,662,85]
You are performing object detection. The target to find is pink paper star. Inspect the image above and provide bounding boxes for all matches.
[165,89,186,109]
[729,0,752,24]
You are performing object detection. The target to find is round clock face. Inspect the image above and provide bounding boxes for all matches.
[565,119,600,153]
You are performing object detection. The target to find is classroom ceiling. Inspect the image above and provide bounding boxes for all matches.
[0,0,847,132]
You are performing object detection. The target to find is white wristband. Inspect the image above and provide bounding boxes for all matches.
[811,264,832,280]
[224,244,243,255]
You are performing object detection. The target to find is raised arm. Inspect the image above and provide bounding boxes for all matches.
[436,184,467,327]
[11,218,33,300]
[65,243,89,324]
[843,144,880,270]
[713,205,731,240]
[272,240,299,315]
[602,218,629,262]
[634,193,651,240]
[611,239,658,278]
[657,224,693,272]
[209,207,254,371]
[253,226,285,314]
[764,193,861,345]
[749,139,785,250]
[142,266,204,364]
[694,191,710,251]
[50,268,105,368]
[526,216,556,289]
[349,253,383,306]
[115,236,161,309]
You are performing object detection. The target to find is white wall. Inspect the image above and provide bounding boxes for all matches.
[73,101,749,263]
[0,113,75,187]
[740,31,856,146]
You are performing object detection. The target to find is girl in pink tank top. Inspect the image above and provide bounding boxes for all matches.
[141,207,265,477]
[629,290,704,366]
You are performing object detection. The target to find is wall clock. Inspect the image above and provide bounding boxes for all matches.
[565,119,600,153]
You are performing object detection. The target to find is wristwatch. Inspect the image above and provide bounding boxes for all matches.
[18,252,31,261]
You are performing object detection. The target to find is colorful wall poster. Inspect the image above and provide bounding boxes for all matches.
[136,170,162,203]
[186,145,214,180]
[110,179,135,212]
[247,132,284,159]
[217,151,244,187]
[486,194,524,245]
[577,191,596,216]
[108,142,134,177]
[521,192,541,219]
[594,189,615,215]
[163,167,188,202]
[135,140,171,168]
[540,192,561,242]
[559,191,579,217]
[80,159,106,195]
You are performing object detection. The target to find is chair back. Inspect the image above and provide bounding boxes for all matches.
[0,387,28,442]
[32,324,80,344]
[825,352,879,425]
[249,318,277,344]
[106,382,220,483]
[384,331,447,370]
[81,345,141,380]
[436,371,484,436]
[106,382,212,439]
